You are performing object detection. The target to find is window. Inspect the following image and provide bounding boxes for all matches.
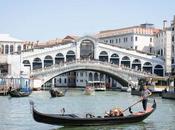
[5,45,9,54]
[80,72,83,76]
[150,38,152,42]
[116,39,118,43]
[64,78,67,83]
[10,45,13,54]
[119,38,121,43]
[23,45,26,50]
[172,36,174,42]
[172,27,174,31]
[59,78,61,83]
[17,45,21,53]
[135,37,138,41]
[110,39,113,43]
[131,36,133,41]
[1,45,4,54]
[126,37,128,42]
[135,46,138,50]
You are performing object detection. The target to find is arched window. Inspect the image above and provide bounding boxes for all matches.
[17,45,21,53]
[5,45,9,54]
[1,45,4,54]
[89,73,93,81]
[94,73,99,81]
[10,45,14,54]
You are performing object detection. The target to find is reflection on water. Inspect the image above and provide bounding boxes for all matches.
[0,89,175,130]
[53,122,147,130]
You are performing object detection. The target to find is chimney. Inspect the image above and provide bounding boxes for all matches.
[163,20,167,30]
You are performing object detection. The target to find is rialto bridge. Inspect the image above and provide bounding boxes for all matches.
[21,36,165,88]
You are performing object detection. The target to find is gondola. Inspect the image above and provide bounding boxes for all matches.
[49,88,67,97]
[9,88,32,97]
[30,100,156,126]
[162,91,175,99]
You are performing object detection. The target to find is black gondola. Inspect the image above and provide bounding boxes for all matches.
[49,88,67,97]
[30,100,156,126]
[9,88,32,97]
[162,91,175,99]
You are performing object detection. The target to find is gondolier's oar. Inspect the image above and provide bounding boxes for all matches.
[123,94,152,113]
[122,98,143,113]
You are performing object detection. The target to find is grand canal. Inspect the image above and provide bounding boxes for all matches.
[0,89,175,130]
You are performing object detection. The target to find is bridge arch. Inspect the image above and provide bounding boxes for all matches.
[23,60,30,67]
[132,59,141,70]
[121,56,130,68]
[80,39,94,60]
[143,62,152,74]
[66,50,76,62]
[110,53,119,65]
[99,51,108,62]
[55,53,64,64]
[33,57,42,70]
[44,55,53,67]
[154,64,164,76]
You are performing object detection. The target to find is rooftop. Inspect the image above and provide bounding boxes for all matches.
[97,24,161,38]
[0,34,22,42]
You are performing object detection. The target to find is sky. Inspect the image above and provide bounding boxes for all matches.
[0,0,175,41]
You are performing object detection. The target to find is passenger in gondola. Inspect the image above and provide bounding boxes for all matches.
[105,108,124,117]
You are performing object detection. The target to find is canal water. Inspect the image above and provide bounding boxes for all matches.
[0,89,174,130]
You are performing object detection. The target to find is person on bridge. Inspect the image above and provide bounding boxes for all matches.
[141,85,152,112]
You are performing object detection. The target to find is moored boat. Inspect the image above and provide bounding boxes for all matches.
[87,81,106,91]
[162,90,175,99]
[9,88,32,97]
[83,86,95,95]
[30,100,156,126]
[49,88,67,97]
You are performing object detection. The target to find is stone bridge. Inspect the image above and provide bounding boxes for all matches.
[30,60,163,87]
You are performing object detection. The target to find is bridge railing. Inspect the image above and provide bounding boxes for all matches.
[30,60,160,78]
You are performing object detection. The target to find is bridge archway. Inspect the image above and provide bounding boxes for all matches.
[44,55,53,67]
[80,39,94,60]
[99,51,108,62]
[121,56,130,68]
[55,53,64,64]
[154,65,164,76]
[66,50,76,62]
[23,60,30,67]
[132,59,141,70]
[143,62,152,74]
[110,53,119,65]
[33,58,42,70]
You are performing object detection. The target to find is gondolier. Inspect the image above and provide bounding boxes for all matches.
[141,86,152,112]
